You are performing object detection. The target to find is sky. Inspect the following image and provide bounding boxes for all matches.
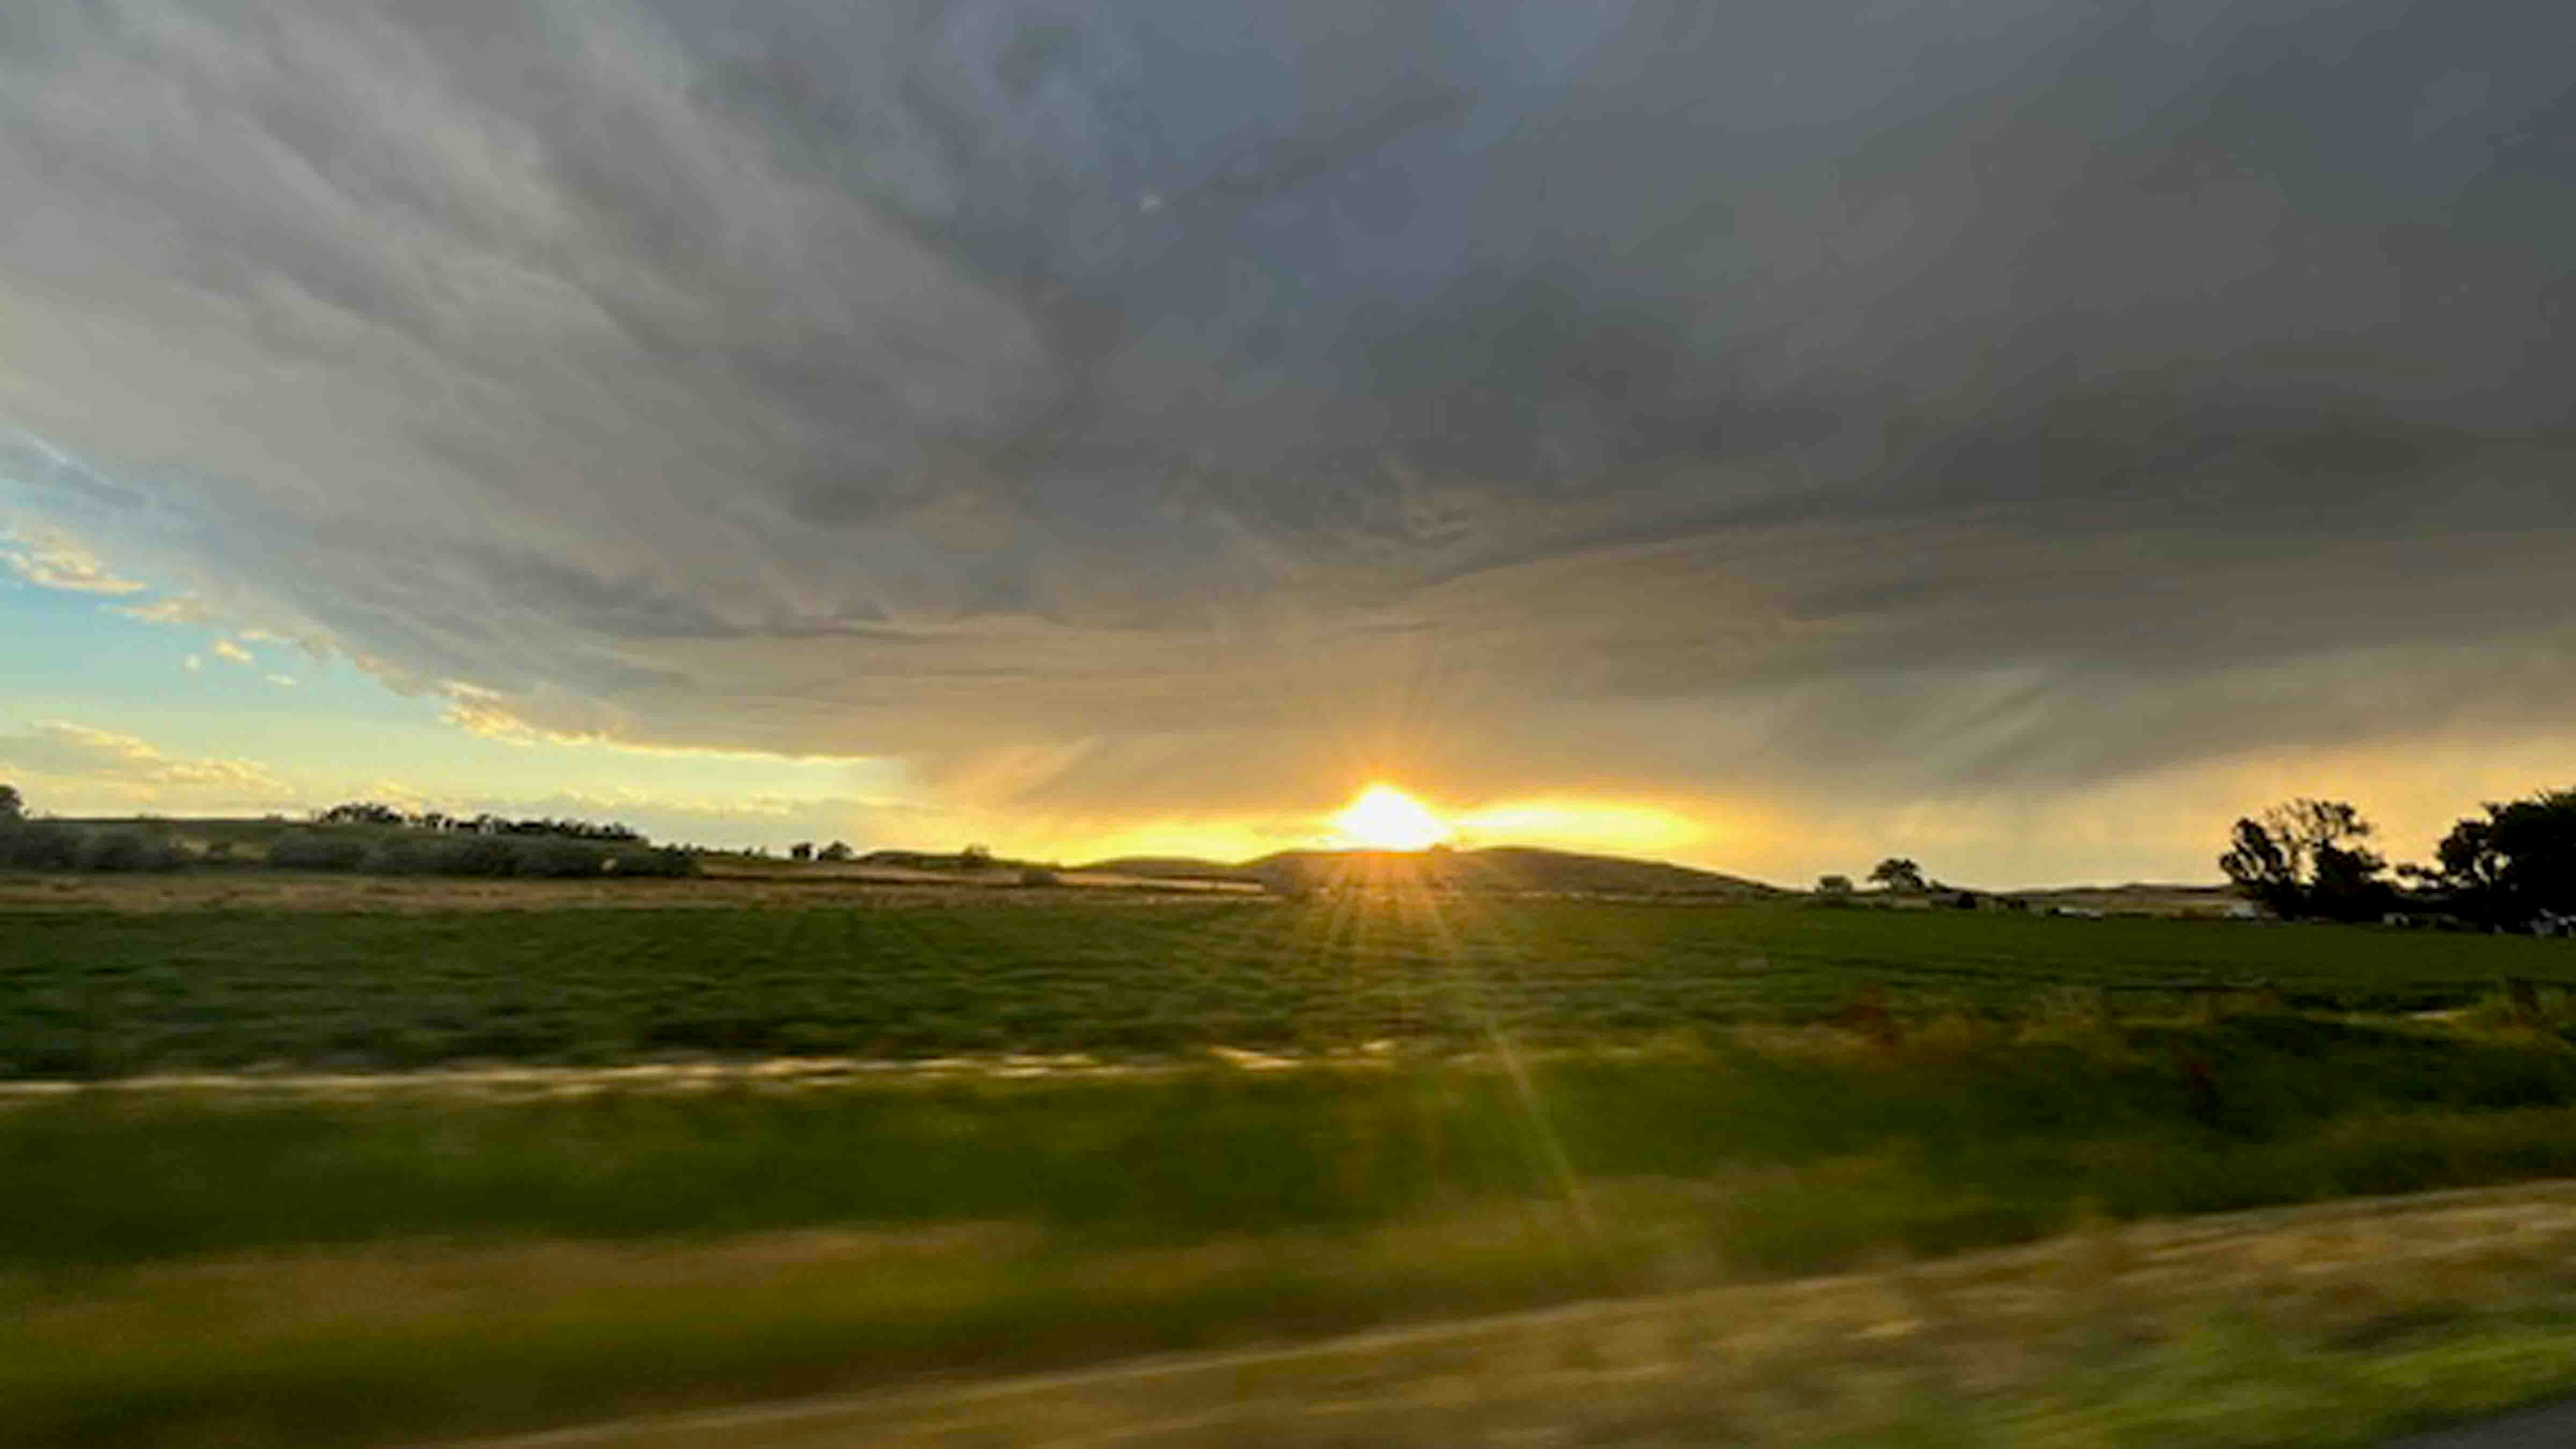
[1,0,2570,887]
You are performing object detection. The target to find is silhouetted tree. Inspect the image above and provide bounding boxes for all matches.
[1868,858,1926,892]
[960,843,993,869]
[2423,789,2576,929]
[2220,817,2300,916]
[818,841,853,862]
[0,782,21,824]
[789,841,814,862]
[1816,874,1854,896]
[316,801,407,828]
[2220,799,2394,922]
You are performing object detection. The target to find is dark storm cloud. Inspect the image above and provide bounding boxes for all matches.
[1,0,2570,827]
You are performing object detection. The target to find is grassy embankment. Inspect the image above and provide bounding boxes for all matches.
[17,1004,2576,1446]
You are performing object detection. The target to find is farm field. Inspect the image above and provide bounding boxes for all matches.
[14,886,2576,1447]
[4,893,2574,1077]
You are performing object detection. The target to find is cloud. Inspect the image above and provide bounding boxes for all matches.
[0,721,289,799]
[265,673,296,687]
[115,594,216,624]
[1,527,144,595]
[0,1,2570,879]
[209,638,254,664]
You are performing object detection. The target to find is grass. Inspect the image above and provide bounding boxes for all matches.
[18,1168,2576,1447]
[12,891,2576,1444]
[18,1015,2576,1269]
[15,1018,2576,1442]
[5,895,2573,1077]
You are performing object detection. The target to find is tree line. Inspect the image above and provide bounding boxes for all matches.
[0,785,694,879]
[312,801,644,841]
[2221,789,2576,931]
[1811,790,2576,935]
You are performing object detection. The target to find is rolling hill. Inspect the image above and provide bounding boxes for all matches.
[1080,845,1779,898]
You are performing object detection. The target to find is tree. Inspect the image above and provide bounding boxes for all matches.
[818,840,853,862]
[960,843,993,869]
[316,801,406,828]
[2220,798,2393,922]
[1816,874,1854,896]
[0,782,21,824]
[2220,817,2300,917]
[789,841,814,862]
[1868,858,1926,893]
[2423,789,2576,928]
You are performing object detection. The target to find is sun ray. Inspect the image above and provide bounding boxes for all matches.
[1400,882,1600,1250]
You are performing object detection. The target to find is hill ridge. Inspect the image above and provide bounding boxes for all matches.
[1078,844,1779,897]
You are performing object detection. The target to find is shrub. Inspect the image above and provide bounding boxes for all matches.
[0,822,85,871]
[511,837,610,879]
[82,831,190,873]
[372,835,605,877]
[263,831,370,872]
[443,837,526,876]
[1018,867,1062,888]
[365,836,518,876]
[362,837,443,875]
[610,847,700,879]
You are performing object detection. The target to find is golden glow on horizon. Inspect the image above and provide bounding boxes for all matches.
[1330,784,1454,851]
[1451,797,1706,855]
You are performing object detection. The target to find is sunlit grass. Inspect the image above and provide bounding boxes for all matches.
[18,1014,2576,1268]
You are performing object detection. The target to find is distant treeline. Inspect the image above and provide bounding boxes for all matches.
[264,831,698,878]
[311,801,645,841]
[0,786,694,879]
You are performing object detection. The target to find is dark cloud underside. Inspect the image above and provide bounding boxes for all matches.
[1,0,2568,834]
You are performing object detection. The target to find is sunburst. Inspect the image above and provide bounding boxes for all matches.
[1330,784,1452,851]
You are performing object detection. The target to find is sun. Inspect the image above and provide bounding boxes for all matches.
[1330,784,1453,851]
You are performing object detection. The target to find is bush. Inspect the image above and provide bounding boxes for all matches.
[264,831,371,872]
[1018,867,1062,888]
[610,847,700,879]
[363,837,462,875]
[367,835,508,876]
[0,822,85,871]
[367,835,606,877]
[82,831,189,873]
[513,838,610,879]
[443,837,527,877]
[280,831,670,880]
[360,837,438,875]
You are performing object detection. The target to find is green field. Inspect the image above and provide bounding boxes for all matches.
[7,897,2575,1077]
[19,1015,2576,1448]
[13,892,2576,1447]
